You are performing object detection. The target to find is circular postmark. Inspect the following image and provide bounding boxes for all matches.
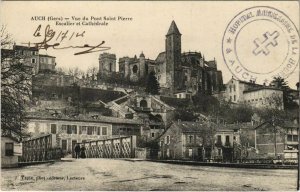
[222,6,299,84]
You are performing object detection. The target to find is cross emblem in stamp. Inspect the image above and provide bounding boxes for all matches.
[253,31,280,56]
[222,6,299,83]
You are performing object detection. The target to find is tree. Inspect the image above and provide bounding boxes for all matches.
[87,67,98,81]
[174,109,198,121]
[1,25,32,139]
[67,67,83,79]
[270,77,296,109]
[145,71,160,95]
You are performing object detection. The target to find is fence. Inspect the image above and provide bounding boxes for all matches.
[83,136,136,158]
[20,134,62,162]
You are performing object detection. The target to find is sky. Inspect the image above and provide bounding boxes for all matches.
[1,1,299,88]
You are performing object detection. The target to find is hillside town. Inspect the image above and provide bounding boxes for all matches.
[1,21,300,169]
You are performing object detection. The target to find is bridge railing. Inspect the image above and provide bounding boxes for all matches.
[83,136,136,158]
[20,134,62,162]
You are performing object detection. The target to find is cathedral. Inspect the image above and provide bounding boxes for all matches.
[99,21,224,95]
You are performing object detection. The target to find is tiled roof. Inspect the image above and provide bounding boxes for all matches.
[14,45,38,51]
[174,121,210,133]
[39,54,56,58]
[1,49,15,57]
[155,52,166,64]
[26,111,143,125]
[243,86,282,93]
[254,120,299,129]
[218,122,255,130]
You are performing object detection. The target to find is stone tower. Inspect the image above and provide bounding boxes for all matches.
[165,21,182,93]
[99,53,116,77]
[139,52,146,78]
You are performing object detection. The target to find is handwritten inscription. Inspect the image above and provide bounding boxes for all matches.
[27,24,110,55]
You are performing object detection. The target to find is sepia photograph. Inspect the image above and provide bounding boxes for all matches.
[0,1,299,191]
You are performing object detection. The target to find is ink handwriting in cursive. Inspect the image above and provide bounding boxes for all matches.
[27,24,110,55]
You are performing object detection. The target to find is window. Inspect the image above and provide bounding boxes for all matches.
[233,95,236,101]
[233,136,236,141]
[67,125,72,134]
[225,135,230,146]
[229,86,232,92]
[293,135,298,142]
[62,140,67,150]
[109,63,113,72]
[5,143,14,156]
[230,96,232,101]
[287,135,293,142]
[40,58,44,63]
[87,126,94,135]
[217,135,222,145]
[31,58,36,63]
[151,133,155,138]
[71,125,77,134]
[165,135,170,144]
[133,65,138,73]
[102,127,107,135]
[189,135,193,143]
[233,85,236,91]
[50,124,57,134]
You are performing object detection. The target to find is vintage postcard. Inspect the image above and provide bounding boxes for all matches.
[1,0,299,191]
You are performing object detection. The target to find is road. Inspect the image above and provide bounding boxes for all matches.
[1,159,298,191]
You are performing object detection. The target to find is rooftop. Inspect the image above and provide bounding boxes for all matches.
[166,20,181,36]
[26,110,143,125]
[14,45,38,51]
[39,54,56,58]
[243,86,282,93]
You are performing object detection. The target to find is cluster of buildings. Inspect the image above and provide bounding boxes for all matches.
[2,44,56,75]
[99,21,224,96]
[224,78,285,109]
[1,21,299,167]
[158,120,299,162]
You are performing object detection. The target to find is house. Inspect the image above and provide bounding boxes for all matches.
[158,121,240,162]
[254,120,299,160]
[225,77,284,109]
[39,54,56,72]
[25,111,143,154]
[2,45,56,75]
[1,133,22,168]
[174,90,192,99]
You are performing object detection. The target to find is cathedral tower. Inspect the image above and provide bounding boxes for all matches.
[99,53,116,77]
[165,21,182,92]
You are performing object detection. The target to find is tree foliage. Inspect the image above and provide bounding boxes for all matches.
[145,71,160,95]
[271,76,297,109]
[1,25,32,139]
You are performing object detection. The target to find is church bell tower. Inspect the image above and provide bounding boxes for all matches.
[165,20,182,93]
